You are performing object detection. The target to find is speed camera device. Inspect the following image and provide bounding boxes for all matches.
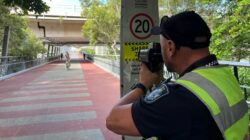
[138,43,163,73]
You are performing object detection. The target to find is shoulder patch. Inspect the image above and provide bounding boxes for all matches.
[144,84,169,104]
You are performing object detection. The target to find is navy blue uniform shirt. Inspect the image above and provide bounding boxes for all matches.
[131,55,224,140]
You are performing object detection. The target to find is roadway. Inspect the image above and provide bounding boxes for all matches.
[0,54,121,140]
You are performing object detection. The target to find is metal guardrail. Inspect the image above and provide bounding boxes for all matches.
[219,60,250,67]
[219,60,250,82]
[87,54,250,101]
[86,54,120,77]
[0,56,60,78]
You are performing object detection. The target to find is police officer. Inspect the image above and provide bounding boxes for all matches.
[106,11,249,140]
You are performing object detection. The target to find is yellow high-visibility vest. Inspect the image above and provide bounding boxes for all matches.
[176,66,249,140]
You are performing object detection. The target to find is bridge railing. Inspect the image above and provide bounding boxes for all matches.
[86,54,250,102]
[0,56,60,79]
[85,54,120,77]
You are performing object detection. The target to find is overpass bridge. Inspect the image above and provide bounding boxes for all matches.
[27,14,109,57]
[28,14,88,57]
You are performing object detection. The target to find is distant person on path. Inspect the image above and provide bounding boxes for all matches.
[83,52,85,60]
[60,53,63,60]
[106,11,249,140]
[65,51,71,70]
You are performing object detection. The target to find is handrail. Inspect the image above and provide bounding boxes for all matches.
[0,56,60,78]
[87,54,250,101]
[0,58,44,66]
[219,61,250,67]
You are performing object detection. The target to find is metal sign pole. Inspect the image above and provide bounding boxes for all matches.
[120,0,159,139]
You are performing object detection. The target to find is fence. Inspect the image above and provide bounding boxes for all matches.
[86,54,120,77]
[86,54,250,103]
[0,56,60,79]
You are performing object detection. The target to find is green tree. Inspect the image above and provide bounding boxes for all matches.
[80,47,95,55]
[80,0,120,58]
[158,0,221,18]
[0,0,47,59]
[0,0,27,50]
[210,0,250,61]
[9,29,46,60]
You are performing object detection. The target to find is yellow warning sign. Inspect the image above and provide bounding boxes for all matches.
[123,42,149,62]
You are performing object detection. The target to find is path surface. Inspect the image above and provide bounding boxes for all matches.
[0,60,121,140]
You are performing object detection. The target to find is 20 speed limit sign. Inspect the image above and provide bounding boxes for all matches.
[129,13,154,40]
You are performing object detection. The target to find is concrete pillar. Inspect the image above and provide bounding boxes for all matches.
[54,47,57,56]
[47,44,51,57]
[56,47,60,56]
[51,45,54,57]
[54,46,57,56]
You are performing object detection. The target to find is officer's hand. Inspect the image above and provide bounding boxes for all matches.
[139,63,162,89]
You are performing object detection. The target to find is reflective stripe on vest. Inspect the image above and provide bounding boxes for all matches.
[176,66,249,140]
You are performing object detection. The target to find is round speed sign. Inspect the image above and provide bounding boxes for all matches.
[129,13,154,40]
